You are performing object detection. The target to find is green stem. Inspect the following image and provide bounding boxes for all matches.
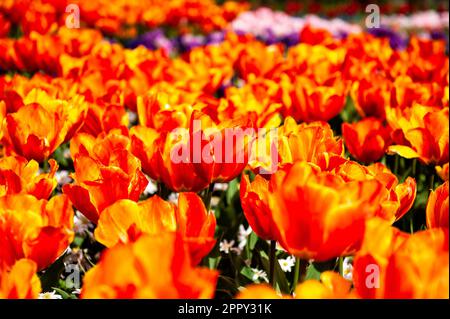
[429,174,435,192]
[292,258,309,293]
[269,240,276,288]
[338,256,344,276]
[42,159,49,173]
[203,183,215,211]
[292,258,300,292]
[412,159,417,176]
[394,155,399,176]
[409,214,414,234]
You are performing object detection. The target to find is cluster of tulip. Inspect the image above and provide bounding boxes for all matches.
[0,0,248,36]
[0,1,449,299]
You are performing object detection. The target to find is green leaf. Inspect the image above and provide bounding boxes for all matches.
[305,263,321,281]
[240,266,255,281]
[39,255,66,292]
[207,256,222,270]
[226,178,239,205]
[259,249,290,294]
[51,287,71,299]
[248,232,259,250]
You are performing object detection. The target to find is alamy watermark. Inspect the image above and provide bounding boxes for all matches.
[65,4,80,29]
[168,120,279,174]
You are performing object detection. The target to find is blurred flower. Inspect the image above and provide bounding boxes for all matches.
[63,132,148,223]
[387,104,449,165]
[38,291,63,299]
[367,26,408,50]
[73,211,92,236]
[294,271,354,298]
[342,117,392,163]
[132,109,251,192]
[436,163,449,181]
[0,155,58,199]
[55,170,72,187]
[240,174,276,240]
[81,233,218,299]
[426,181,449,229]
[333,160,417,223]
[219,239,236,254]
[0,194,74,270]
[267,161,385,261]
[237,225,252,250]
[94,193,216,265]
[248,117,344,174]
[342,257,353,281]
[251,268,268,283]
[2,90,87,162]
[0,259,41,299]
[285,76,347,123]
[350,77,391,120]
[238,271,355,299]
[353,218,449,299]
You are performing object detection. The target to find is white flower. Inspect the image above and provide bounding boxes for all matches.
[167,192,179,204]
[63,148,71,159]
[213,183,228,191]
[73,211,91,235]
[278,256,296,272]
[127,110,138,124]
[143,179,157,196]
[219,239,235,254]
[72,289,81,295]
[275,241,287,252]
[210,196,220,208]
[237,225,252,250]
[55,170,72,186]
[251,268,268,283]
[38,291,63,299]
[343,257,353,281]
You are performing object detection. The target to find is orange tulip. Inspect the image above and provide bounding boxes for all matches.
[80,103,129,136]
[249,117,344,174]
[294,271,355,299]
[237,271,355,299]
[223,77,283,128]
[387,103,449,165]
[240,174,276,240]
[135,89,197,132]
[236,284,283,299]
[426,181,449,229]
[81,232,218,299]
[285,41,346,84]
[0,13,11,38]
[0,194,74,270]
[390,75,445,109]
[267,161,384,261]
[0,259,41,299]
[63,132,148,223]
[285,76,347,123]
[131,109,252,192]
[2,89,87,162]
[95,193,216,265]
[436,162,449,181]
[236,42,285,81]
[342,117,392,164]
[332,160,416,223]
[353,218,448,299]
[0,155,58,199]
[350,77,391,120]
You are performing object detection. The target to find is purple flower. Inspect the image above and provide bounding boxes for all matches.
[179,34,206,52]
[127,29,175,54]
[368,26,408,50]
